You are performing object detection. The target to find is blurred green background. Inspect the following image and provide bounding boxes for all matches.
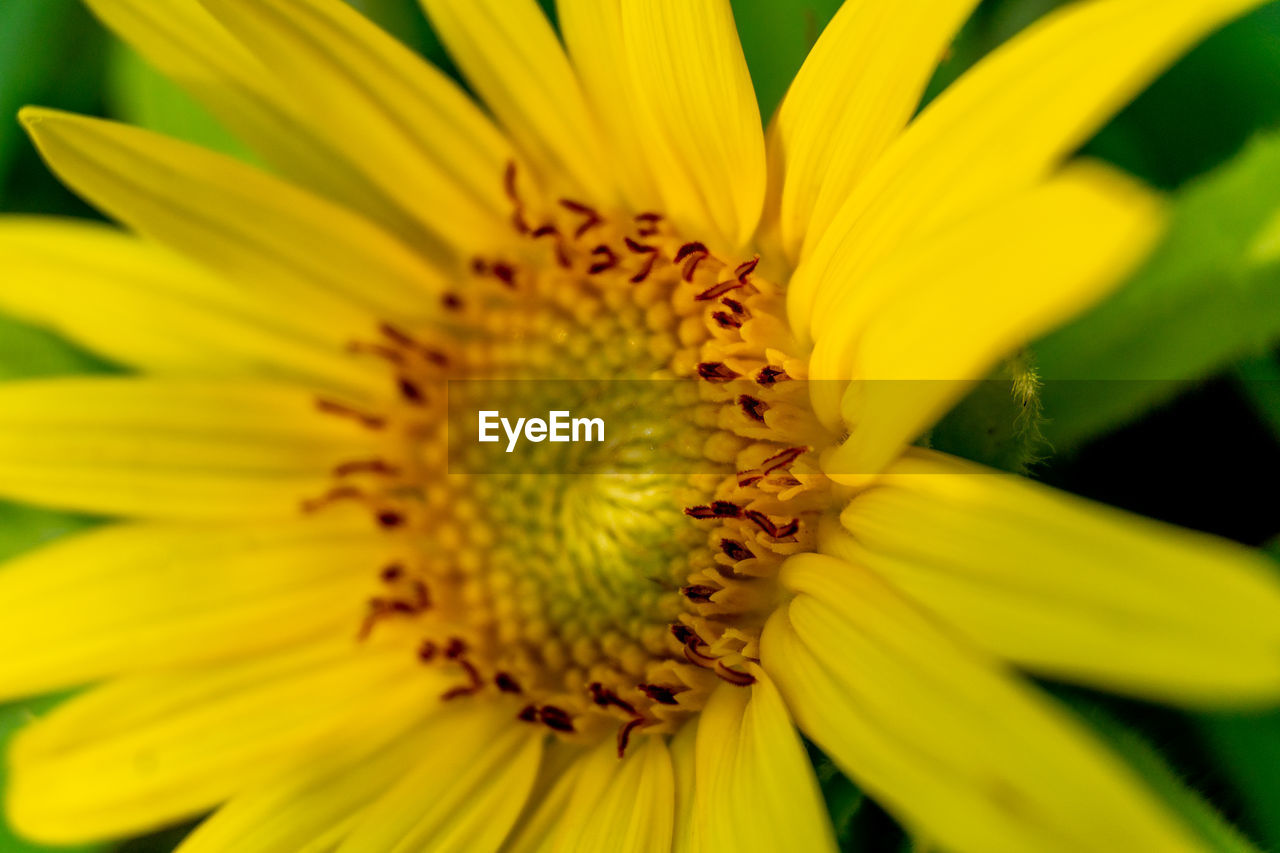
[2,0,1280,850]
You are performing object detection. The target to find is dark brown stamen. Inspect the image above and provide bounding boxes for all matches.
[695,279,746,301]
[315,398,386,430]
[762,446,809,473]
[376,510,405,529]
[719,539,754,561]
[417,640,438,662]
[696,362,740,382]
[539,706,576,733]
[734,257,760,282]
[756,366,790,387]
[638,683,685,705]
[495,673,523,694]
[588,683,637,715]
[634,212,662,237]
[333,458,401,478]
[682,584,718,604]
[738,395,768,423]
[380,563,405,582]
[559,198,603,239]
[715,662,757,686]
[588,244,619,274]
[517,705,539,723]
[712,310,743,330]
[504,161,531,234]
[397,376,425,404]
[617,717,645,758]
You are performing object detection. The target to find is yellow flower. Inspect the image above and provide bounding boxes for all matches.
[1,0,1278,850]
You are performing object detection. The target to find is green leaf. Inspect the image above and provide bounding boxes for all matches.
[729,0,842,119]
[1033,130,1280,450]
[927,354,1047,473]
[0,313,116,382]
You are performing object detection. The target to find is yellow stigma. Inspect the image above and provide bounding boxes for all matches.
[304,164,839,755]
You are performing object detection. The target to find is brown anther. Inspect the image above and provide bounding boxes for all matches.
[670,624,697,645]
[380,563,405,583]
[397,376,425,405]
[495,673,523,694]
[300,485,363,514]
[721,297,747,315]
[531,223,571,268]
[674,242,709,263]
[504,161,531,234]
[444,637,468,660]
[738,395,769,423]
[634,212,663,237]
[588,244,619,275]
[695,279,746,301]
[684,501,742,520]
[631,252,659,284]
[517,705,539,723]
[743,510,800,540]
[378,323,449,366]
[417,639,438,662]
[714,662,757,686]
[346,341,406,365]
[762,446,809,473]
[333,459,401,478]
[737,471,764,488]
[376,510,406,529]
[734,257,760,282]
[589,683,638,715]
[539,706,576,733]
[719,539,754,561]
[638,683,686,705]
[470,257,489,276]
[682,584,718,604]
[624,237,658,255]
[491,262,518,288]
[442,292,464,311]
[712,310,743,330]
[442,658,485,701]
[756,366,790,387]
[617,717,646,758]
[696,362,740,382]
[559,198,603,239]
[682,642,719,669]
[315,398,386,430]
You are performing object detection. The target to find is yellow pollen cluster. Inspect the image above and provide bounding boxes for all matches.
[305,165,839,754]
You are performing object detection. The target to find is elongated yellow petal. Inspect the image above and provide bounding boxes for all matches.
[792,0,1265,341]
[20,109,445,323]
[501,742,591,853]
[763,555,1201,853]
[176,719,439,853]
[551,735,674,853]
[0,378,376,520]
[769,0,979,261]
[669,722,697,853]
[0,517,393,701]
[619,0,765,251]
[813,164,1161,478]
[81,0,433,250]
[830,449,1280,705]
[7,638,444,844]
[694,671,836,853]
[335,702,541,852]
[419,0,612,202]
[557,0,661,213]
[0,218,378,393]
[199,0,517,259]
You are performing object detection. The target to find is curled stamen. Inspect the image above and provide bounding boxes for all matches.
[617,717,646,758]
[559,198,603,239]
[634,212,662,237]
[743,510,800,540]
[530,223,571,268]
[695,279,746,301]
[734,257,760,282]
[588,244,619,275]
[504,161,531,234]
[714,662,756,686]
[315,398,386,430]
[589,682,637,715]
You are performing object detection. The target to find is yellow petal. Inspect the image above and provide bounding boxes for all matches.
[0,377,376,520]
[81,0,434,251]
[419,0,613,202]
[694,671,836,853]
[198,0,516,259]
[0,217,378,393]
[792,0,1265,342]
[501,742,591,853]
[669,722,697,853]
[556,0,661,212]
[769,0,979,261]
[335,701,542,852]
[619,0,766,251]
[176,720,435,853]
[0,516,392,701]
[813,163,1161,478]
[829,449,1280,706]
[7,638,444,844]
[763,554,1201,853]
[20,108,446,323]
[552,735,674,853]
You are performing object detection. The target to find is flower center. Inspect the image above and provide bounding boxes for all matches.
[305,165,839,753]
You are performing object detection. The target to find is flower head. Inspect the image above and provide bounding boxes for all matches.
[2,0,1278,851]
